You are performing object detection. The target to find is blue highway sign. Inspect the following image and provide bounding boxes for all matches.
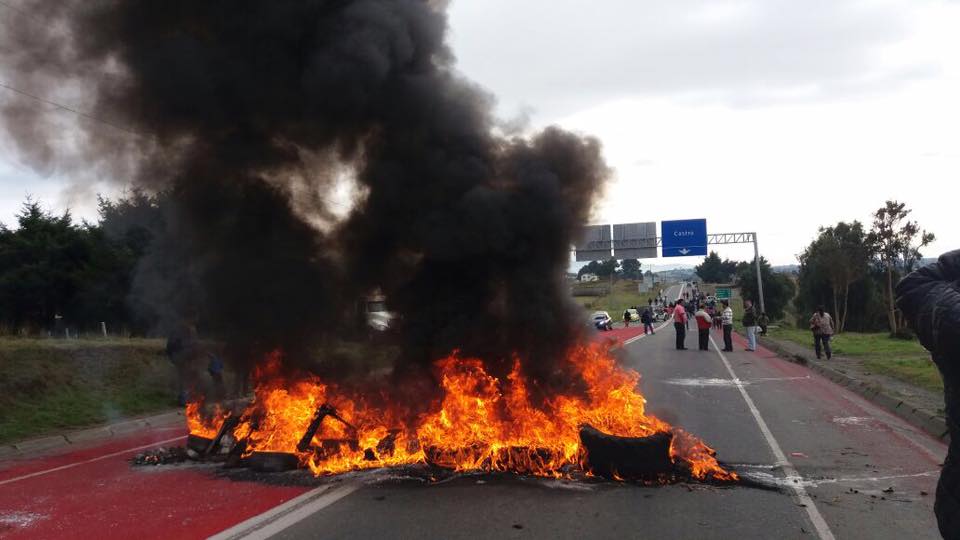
[661,219,708,257]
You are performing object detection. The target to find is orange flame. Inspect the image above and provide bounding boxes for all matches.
[185,401,222,439]
[186,344,737,482]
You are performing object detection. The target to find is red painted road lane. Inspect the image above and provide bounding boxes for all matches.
[722,328,944,470]
[0,427,309,539]
[593,325,646,344]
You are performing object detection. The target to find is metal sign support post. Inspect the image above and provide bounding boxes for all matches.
[752,232,765,314]
[574,225,767,312]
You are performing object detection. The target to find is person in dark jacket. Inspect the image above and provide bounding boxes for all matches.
[896,249,960,539]
[166,317,199,406]
[641,306,655,335]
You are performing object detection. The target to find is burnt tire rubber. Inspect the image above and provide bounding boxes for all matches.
[247,452,300,473]
[186,435,213,457]
[579,425,674,480]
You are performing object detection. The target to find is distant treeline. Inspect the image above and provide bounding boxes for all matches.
[698,201,934,334]
[793,201,934,335]
[0,195,935,338]
[0,191,163,336]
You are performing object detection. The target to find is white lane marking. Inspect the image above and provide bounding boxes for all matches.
[622,318,672,346]
[832,416,873,426]
[664,376,810,387]
[622,284,685,346]
[208,482,360,540]
[739,469,939,489]
[0,511,48,530]
[709,334,836,540]
[0,435,187,486]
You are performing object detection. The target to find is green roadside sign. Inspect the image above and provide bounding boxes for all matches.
[716,287,732,300]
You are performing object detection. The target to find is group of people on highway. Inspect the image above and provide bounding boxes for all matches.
[670,295,736,352]
[666,288,769,354]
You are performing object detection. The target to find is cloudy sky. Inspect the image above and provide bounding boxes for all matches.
[2,0,958,265]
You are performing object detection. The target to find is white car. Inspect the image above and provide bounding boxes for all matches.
[592,311,614,331]
[362,295,394,331]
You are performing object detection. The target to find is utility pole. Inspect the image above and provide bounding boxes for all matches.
[753,232,766,314]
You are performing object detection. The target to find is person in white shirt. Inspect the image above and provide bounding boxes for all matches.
[720,300,734,352]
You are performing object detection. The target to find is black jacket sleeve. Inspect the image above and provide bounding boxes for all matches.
[895,249,960,363]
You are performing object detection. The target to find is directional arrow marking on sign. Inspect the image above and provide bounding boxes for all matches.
[678,248,691,255]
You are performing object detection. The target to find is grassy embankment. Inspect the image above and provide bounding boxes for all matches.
[571,279,669,320]
[0,337,399,444]
[0,338,176,444]
[765,326,941,393]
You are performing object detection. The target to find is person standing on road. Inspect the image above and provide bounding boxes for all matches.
[895,249,960,539]
[809,306,834,360]
[623,308,631,328]
[742,299,759,351]
[673,300,688,350]
[695,306,712,351]
[166,315,200,406]
[721,300,734,352]
[641,305,655,335]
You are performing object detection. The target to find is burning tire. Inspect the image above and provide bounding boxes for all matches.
[579,425,674,480]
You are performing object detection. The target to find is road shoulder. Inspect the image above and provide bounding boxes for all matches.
[0,408,184,461]
[758,334,948,443]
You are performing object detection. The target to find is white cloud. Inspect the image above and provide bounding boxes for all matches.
[448,0,960,264]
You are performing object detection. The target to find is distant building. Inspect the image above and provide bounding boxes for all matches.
[580,273,600,283]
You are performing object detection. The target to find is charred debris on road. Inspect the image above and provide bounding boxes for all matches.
[132,402,739,488]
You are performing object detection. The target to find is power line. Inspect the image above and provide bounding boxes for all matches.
[0,81,141,137]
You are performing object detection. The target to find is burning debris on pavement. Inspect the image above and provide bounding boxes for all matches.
[131,447,189,467]
[164,344,738,484]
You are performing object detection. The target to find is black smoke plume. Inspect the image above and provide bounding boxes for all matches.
[0,0,608,396]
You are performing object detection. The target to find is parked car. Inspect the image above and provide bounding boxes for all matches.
[625,308,640,322]
[591,311,614,331]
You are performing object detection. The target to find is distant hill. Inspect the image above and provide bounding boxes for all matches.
[772,264,799,274]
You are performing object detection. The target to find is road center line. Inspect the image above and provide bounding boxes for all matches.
[708,335,836,540]
[0,435,187,486]
[623,284,683,346]
[208,482,360,540]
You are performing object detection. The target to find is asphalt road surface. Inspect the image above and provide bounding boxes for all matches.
[0,284,947,539]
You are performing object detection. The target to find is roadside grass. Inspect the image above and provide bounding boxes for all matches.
[0,337,178,444]
[0,336,402,444]
[765,327,942,393]
[572,280,672,320]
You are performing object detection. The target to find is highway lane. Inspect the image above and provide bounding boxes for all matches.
[256,283,945,540]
